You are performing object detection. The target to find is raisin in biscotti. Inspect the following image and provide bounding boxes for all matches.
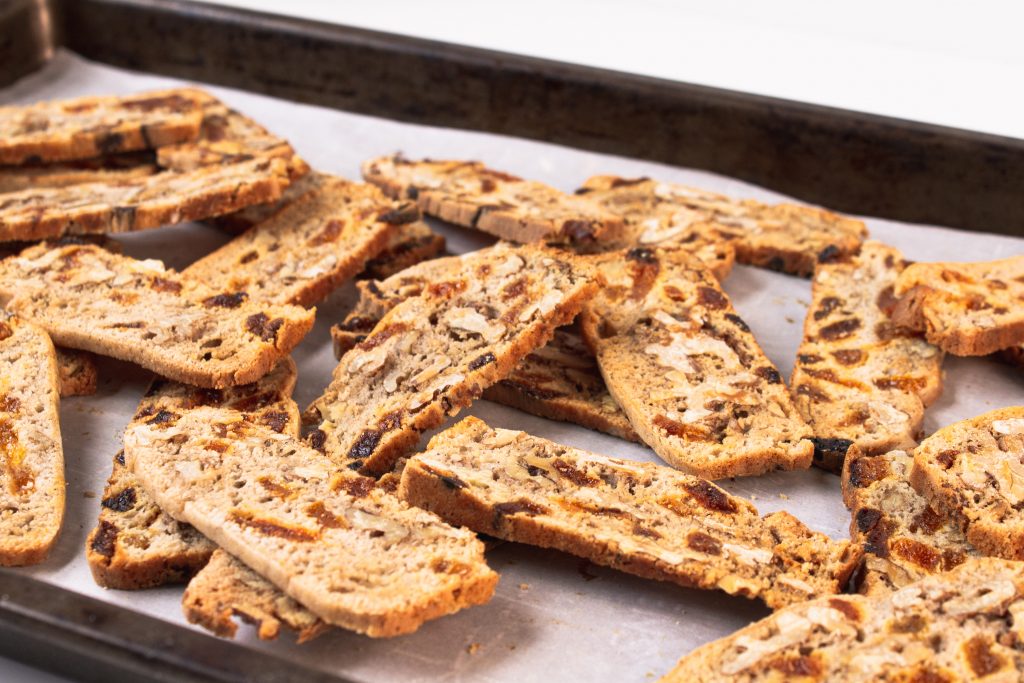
[0,88,205,165]
[124,407,498,637]
[54,347,99,397]
[660,557,1024,682]
[0,243,313,388]
[791,242,944,472]
[841,447,978,596]
[579,246,813,479]
[910,407,1024,561]
[361,154,626,246]
[0,316,64,566]
[86,359,298,589]
[891,255,1024,356]
[402,417,860,609]
[0,152,157,194]
[578,176,867,277]
[309,243,598,475]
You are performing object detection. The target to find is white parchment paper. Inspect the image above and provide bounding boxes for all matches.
[2,50,1023,682]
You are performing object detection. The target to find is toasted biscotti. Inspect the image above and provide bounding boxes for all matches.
[841,447,978,596]
[0,88,205,165]
[211,172,325,234]
[308,243,598,475]
[0,243,314,388]
[791,242,944,471]
[359,221,447,281]
[362,154,626,246]
[579,246,813,479]
[891,255,1024,356]
[54,347,99,397]
[124,407,498,637]
[578,176,867,277]
[86,359,298,589]
[0,316,64,566]
[660,557,1024,682]
[0,152,158,194]
[910,407,1024,561]
[402,417,860,609]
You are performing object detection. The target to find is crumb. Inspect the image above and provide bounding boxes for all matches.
[750,494,758,500]
[508,644,517,651]
[785,316,795,323]
[779,493,790,500]
[466,643,481,655]
[797,299,810,307]
[82,491,96,499]
[519,583,530,591]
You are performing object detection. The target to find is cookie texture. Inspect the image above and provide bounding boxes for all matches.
[124,407,498,638]
[892,255,1024,356]
[580,246,813,479]
[0,152,157,194]
[359,221,446,281]
[210,171,326,234]
[402,417,860,609]
[660,558,1024,682]
[0,243,314,388]
[791,242,944,472]
[54,347,99,397]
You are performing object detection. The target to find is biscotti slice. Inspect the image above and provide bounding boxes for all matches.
[841,446,977,596]
[660,557,1024,682]
[0,316,64,566]
[211,172,327,234]
[578,176,867,277]
[0,152,157,194]
[308,243,598,475]
[791,242,944,471]
[891,255,1024,356]
[86,359,298,589]
[0,88,205,165]
[185,178,418,307]
[910,407,1024,561]
[362,154,626,245]
[403,417,859,609]
[54,347,99,397]
[359,221,446,280]
[579,246,813,479]
[0,243,313,388]
[124,407,498,637]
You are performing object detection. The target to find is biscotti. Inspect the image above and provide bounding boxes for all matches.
[579,246,813,479]
[86,359,299,589]
[841,446,977,596]
[54,347,99,397]
[0,88,205,165]
[0,152,157,194]
[791,242,944,471]
[578,176,867,277]
[362,154,626,245]
[0,316,64,566]
[308,243,598,475]
[910,407,1024,561]
[660,557,1024,682]
[124,407,498,637]
[0,243,314,388]
[359,220,446,281]
[891,255,1024,356]
[402,417,860,609]
[211,172,326,234]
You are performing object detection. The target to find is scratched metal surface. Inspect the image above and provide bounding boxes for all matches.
[2,50,1023,683]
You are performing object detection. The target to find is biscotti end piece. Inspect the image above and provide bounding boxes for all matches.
[54,347,99,397]
[0,316,64,566]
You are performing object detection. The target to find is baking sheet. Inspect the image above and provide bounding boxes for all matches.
[3,50,1024,683]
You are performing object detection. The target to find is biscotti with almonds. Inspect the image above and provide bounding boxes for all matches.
[910,407,1024,561]
[660,557,1024,682]
[0,152,157,194]
[0,88,205,165]
[54,347,99,397]
[578,176,867,277]
[124,407,498,637]
[362,154,626,245]
[308,243,598,475]
[841,446,977,596]
[579,246,813,479]
[892,255,1024,356]
[791,242,944,471]
[0,316,64,566]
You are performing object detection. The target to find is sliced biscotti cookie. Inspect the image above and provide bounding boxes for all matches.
[0,88,205,165]
[211,172,326,234]
[791,242,944,471]
[910,407,1024,561]
[0,316,64,566]
[0,152,157,194]
[841,447,977,596]
[578,176,867,277]
[660,557,1024,682]
[86,359,298,589]
[308,243,598,475]
[0,243,313,388]
[579,246,813,479]
[124,407,498,637]
[359,220,446,280]
[54,347,99,397]
[403,417,859,609]
[362,154,626,245]
[891,255,1024,356]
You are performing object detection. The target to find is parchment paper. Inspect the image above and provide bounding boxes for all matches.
[2,51,1023,682]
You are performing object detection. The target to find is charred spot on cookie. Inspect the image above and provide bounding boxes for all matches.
[610,176,650,188]
[204,292,248,309]
[101,487,137,513]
